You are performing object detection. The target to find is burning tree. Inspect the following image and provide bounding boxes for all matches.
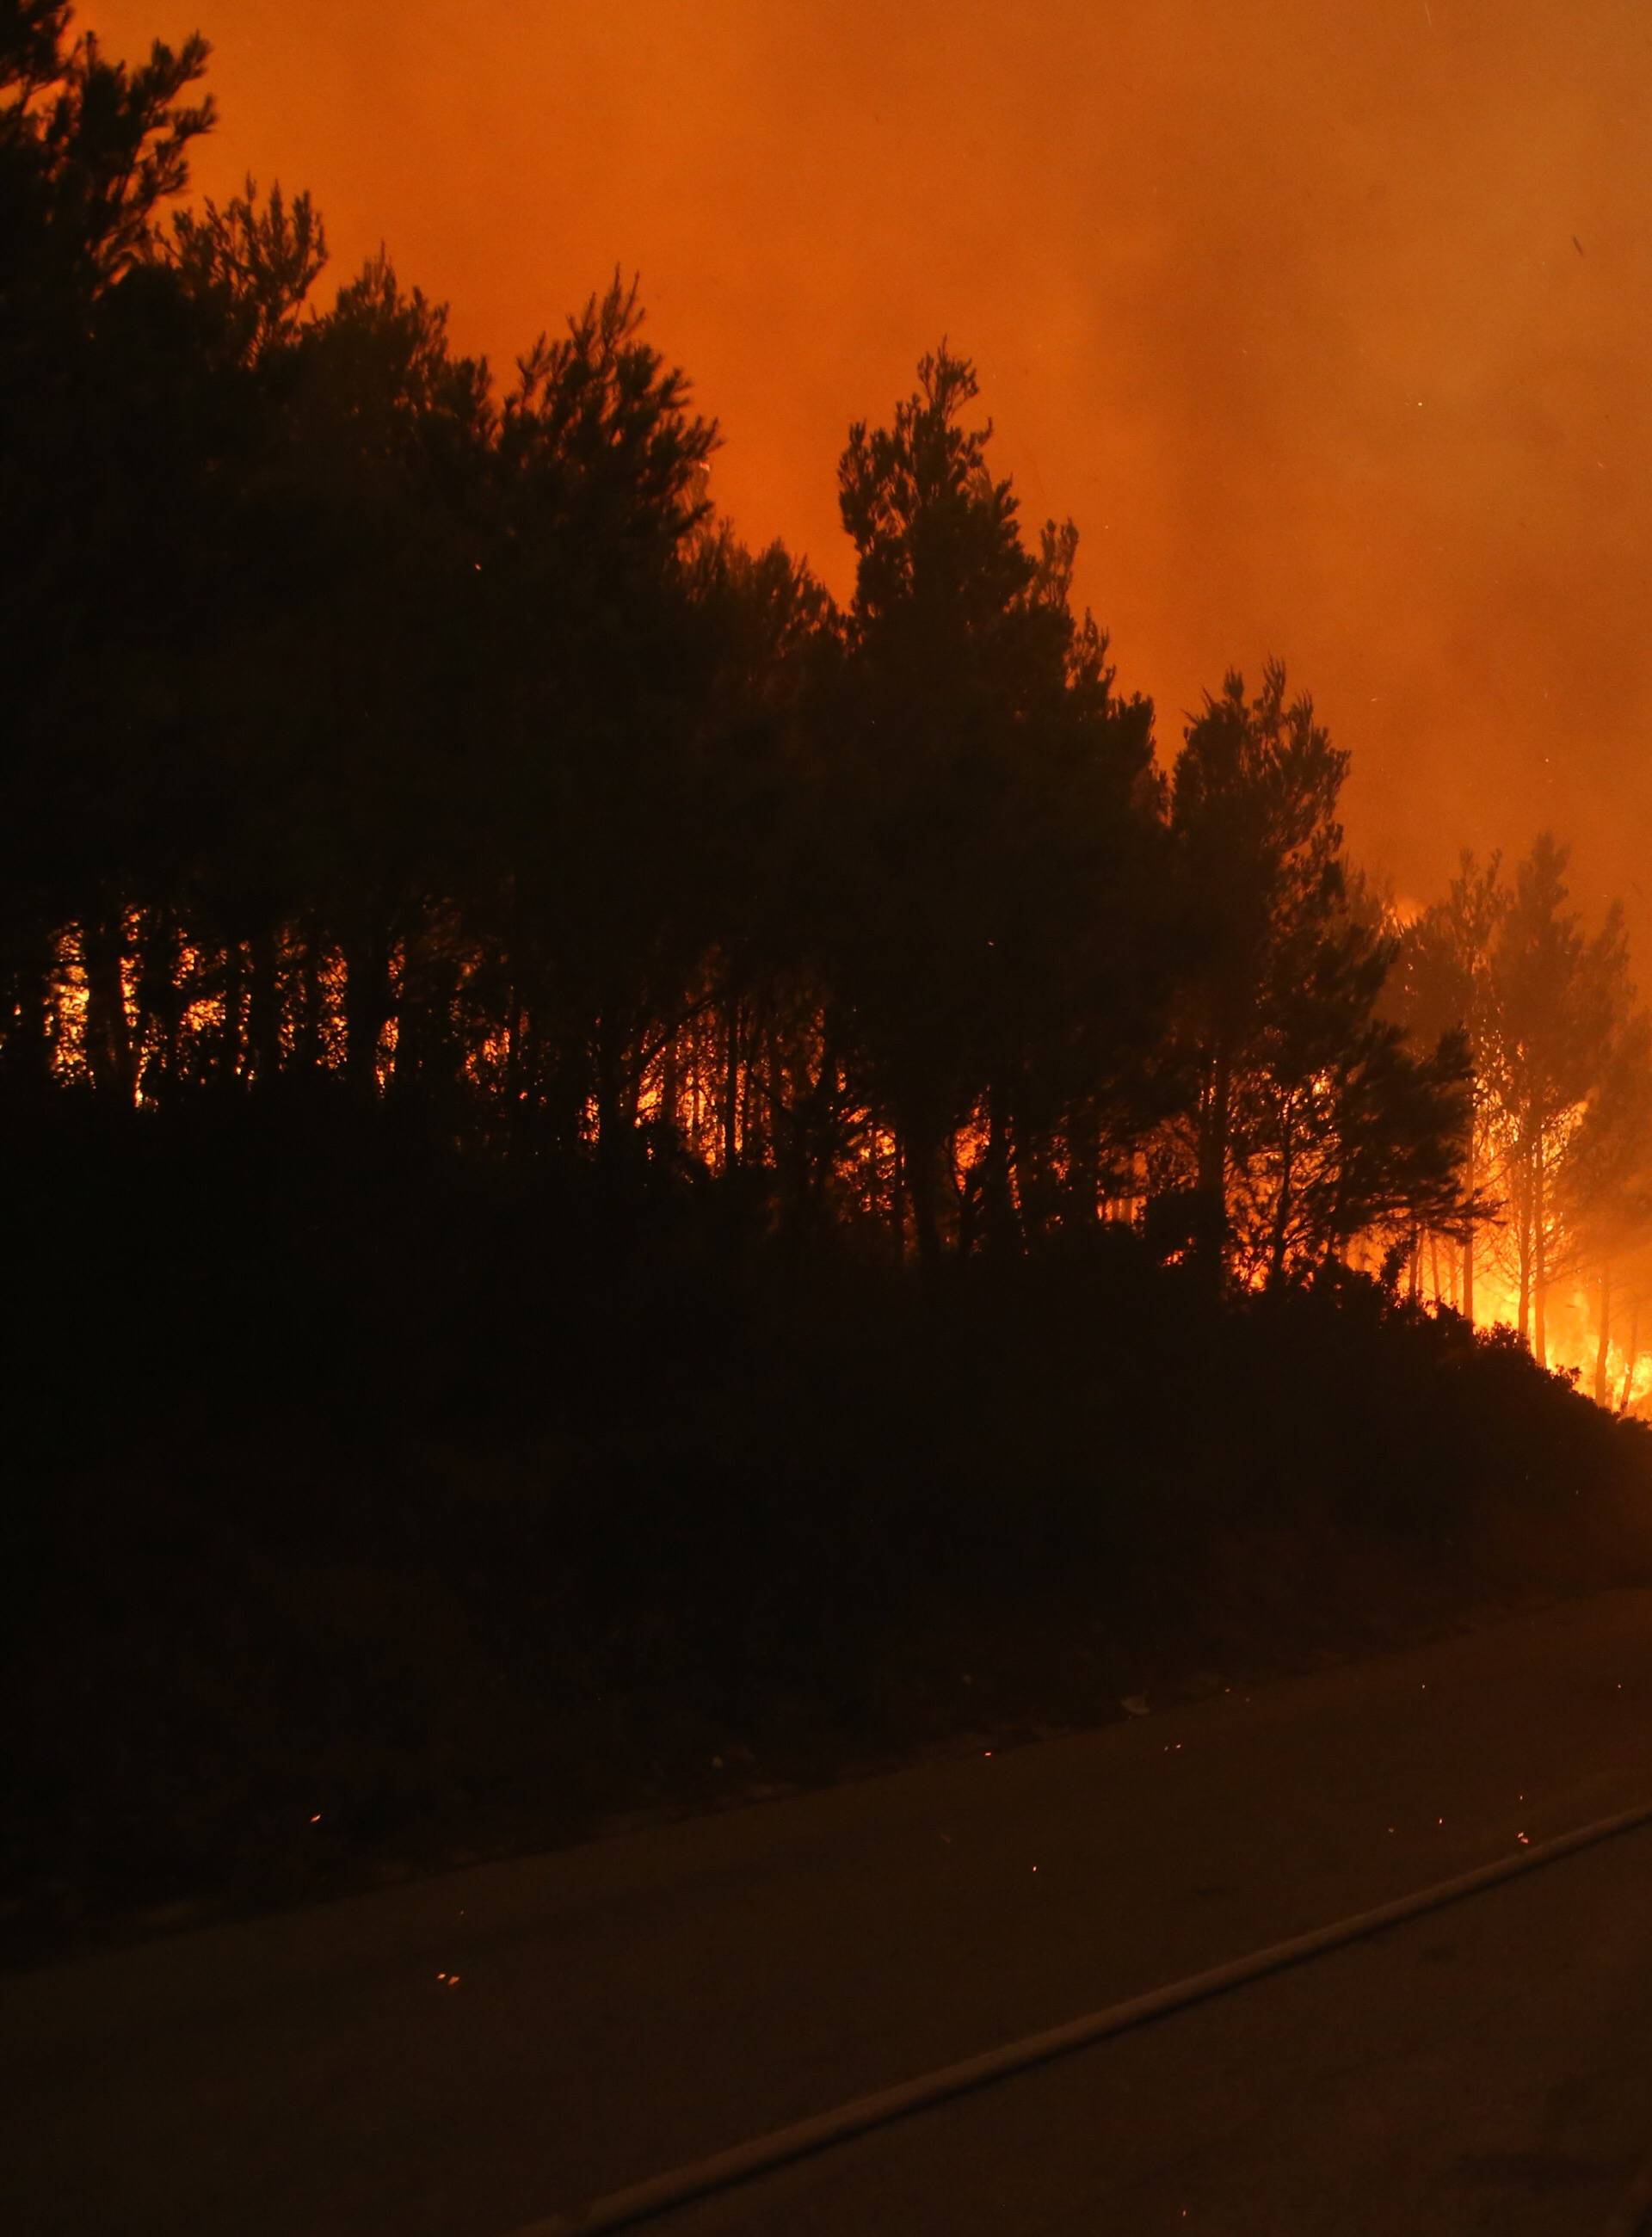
[1160,663,1477,1288]
[1396,837,1652,1408]
[1481,837,1630,1365]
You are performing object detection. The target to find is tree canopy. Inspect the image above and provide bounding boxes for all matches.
[5,5,1649,1406]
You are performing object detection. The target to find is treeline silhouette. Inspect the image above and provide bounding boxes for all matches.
[3,10,1482,1281]
[1396,842,1652,1400]
[5,9,1651,1935]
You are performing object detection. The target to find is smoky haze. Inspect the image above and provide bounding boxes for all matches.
[87,0,1652,926]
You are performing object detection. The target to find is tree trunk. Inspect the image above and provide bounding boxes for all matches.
[344,929,392,1101]
[906,1133,945,1285]
[721,996,741,1172]
[137,909,184,1100]
[1463,1130,1476,1322]
[741,1022,760,1168]
[507,996,539,1152]
[219,940,247,1089]
[658,1025,680,1154]
[246,924,283,1090]
[293,927,325,1081]
[982,1084,1017,1260]
[1619,1303,1640,1413]
[1194,1042,1232,1285]
[1063,1105,1100,1235]
[1532,1125,1548,1368]
[593,1012,622,1173]
[1267,1109,1294,1289]
[1594,1266,1612,1409]
[393,927,463,1113]
[83,911,137,1104]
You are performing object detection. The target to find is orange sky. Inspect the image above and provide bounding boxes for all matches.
[89,0,1652,931]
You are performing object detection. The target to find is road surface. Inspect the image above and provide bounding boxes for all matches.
[661,1801,1652,2234]
[6,1590,1652,2234]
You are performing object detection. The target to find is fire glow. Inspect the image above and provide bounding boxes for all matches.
[43,910,1652,1414]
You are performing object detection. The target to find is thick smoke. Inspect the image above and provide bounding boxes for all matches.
[89,0,1652,922]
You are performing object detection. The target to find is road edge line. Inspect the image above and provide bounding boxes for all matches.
[511,1798,1652,2236]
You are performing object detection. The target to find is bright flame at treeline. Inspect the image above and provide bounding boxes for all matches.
[48,825,1652,1420]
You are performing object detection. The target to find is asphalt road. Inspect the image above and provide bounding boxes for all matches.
[7,1590,1652,2236]
[661,1803,1652,2236]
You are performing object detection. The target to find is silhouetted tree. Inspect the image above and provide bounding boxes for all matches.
[1483,836,1627,1361]
[1164,664,1473,1285]
[1393,852,1505,1315]
[4,3,1643,1429]
[833,344,1162,1273]
[0,3,215,1100]
[1563,1007,1652,1404]
[466,277,721,1179]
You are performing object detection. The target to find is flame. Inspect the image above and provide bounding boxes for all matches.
[1413,1248,1652,1415]
[33,909,1652,1414]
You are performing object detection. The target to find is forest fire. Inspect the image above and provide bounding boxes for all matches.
[1439,1262,1650,1417]
[14,23,1652,2234]
[8,4,1642,1383]
[80,0,1652,959]
[39,828,1652,1424]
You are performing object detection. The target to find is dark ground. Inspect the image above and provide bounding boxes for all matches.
[7,1112,1652,1960]
[9,1589,1652,2237]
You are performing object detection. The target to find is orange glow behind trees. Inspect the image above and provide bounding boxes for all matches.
[14,4,1652,1408]
[82,0,1652,935]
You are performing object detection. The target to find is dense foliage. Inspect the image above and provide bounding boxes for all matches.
[2,7,1495,1293]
